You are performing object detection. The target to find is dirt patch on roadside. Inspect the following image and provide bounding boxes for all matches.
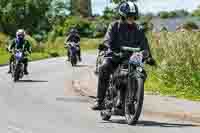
[144,111,200,125]
[64,65,97,97]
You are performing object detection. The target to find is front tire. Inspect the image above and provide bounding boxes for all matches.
[101,110,111,121]
[13,67,20,82]
[125,78,144,125]
[71,56,77,66]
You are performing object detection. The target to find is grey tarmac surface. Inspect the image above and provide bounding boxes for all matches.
[1,53,199,133]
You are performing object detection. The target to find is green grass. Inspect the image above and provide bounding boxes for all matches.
[0,36,101,65]
[145,31,200,101]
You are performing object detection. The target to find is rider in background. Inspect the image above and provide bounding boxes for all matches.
[8,29,31,75]
[92,1,156,110]
[65,28,81,61]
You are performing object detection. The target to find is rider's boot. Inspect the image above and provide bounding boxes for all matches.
[24,63,29,75]
[8,65,12,74]
[91,99,105,110]
[116,89,124,109]
[8,59,12,74]
[78,49,82,62]
[67,49,70,61]
[78,56,82,62]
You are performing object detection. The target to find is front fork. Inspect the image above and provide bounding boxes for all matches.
[127,64,146,104]
[127,64,136,104]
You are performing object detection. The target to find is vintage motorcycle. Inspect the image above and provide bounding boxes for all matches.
[100,46,149,125]
[66,42,80,66]
[11,49,25,82]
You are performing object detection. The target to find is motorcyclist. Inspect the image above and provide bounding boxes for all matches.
[7,29,32,75]
[92,1,156,110]
[64,28,81,61]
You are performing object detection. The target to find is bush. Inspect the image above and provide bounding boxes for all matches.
[0,32,9,48]
[48,52,60,57]
[146,31,200,100]
[26,35,45,53]
[182,21,199,30]
[192,8,200,17]
[63,16,92,37]
[159,11,170,19]
[168,11,177,18]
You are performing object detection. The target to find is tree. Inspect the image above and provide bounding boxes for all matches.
[168,11,177,18]
[70,0,92,17]
[102,7,118,20]
[47,0,69,25]
[0,0,52,36]
[183,21,199,30]
[159,11,170,19]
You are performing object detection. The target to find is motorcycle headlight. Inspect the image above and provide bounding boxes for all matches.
[15,52,23,59]
[136,67,143,72]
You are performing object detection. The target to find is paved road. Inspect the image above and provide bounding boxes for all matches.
[1,54,199,133]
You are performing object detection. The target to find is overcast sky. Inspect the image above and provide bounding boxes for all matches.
[92,0,200,14]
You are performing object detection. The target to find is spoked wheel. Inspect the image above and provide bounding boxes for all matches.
[125,78,144,125]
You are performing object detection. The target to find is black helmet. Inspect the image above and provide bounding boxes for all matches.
[118,1,139,20]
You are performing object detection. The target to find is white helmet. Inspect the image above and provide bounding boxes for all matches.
[16,29,25,38]
[118,1,139,19]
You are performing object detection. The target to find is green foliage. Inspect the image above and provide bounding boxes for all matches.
[159,11,170,19]
[175,9,189,17]
[192,6,200,17]
[0,0,52,36]
[0,32,9,48]
[47,0,69,25]
[146,32,200,100]
[102,7,118,20]
[139,14,154,32]
[182,21,199,30]
[158,10,189,19]
[70,0,92,17]
[168,11,177,18]
[51,16,108,38]
[62,16,91,37]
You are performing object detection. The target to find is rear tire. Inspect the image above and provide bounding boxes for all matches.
[125,78,144,125]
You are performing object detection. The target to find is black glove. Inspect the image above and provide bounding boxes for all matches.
[146,57,157,66]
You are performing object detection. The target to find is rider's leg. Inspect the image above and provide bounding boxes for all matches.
[92,57,119,110]
[8,55,14,73]
[23,58,29,75]
[67,48,70,61]
[78,46,81,61]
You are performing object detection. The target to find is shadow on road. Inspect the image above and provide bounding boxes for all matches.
[101,119,199,128]
[17,80,48,83]
[88,96,96,99]
[137,120,199,127]
[75,64,93,68]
